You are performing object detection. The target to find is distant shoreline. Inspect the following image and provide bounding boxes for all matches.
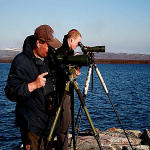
[1,59,150,64]
[1,50,150,64]
[94,59,150,64]
[0,59,12,63]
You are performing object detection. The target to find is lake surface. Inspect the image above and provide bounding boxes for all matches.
[0,63,150,149]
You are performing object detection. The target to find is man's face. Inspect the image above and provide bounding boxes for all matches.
[36,40,49,58]
[70,36,81,50]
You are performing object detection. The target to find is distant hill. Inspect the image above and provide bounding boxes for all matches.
[94,52,150,60]
[94,52,150,64]
[0,50,150,64]
[0,50,21,63]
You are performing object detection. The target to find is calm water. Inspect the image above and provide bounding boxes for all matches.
[0,63,150,149]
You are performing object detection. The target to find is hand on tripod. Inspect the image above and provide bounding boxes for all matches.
[75,67,81,78]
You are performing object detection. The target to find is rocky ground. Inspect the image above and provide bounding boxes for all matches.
[67,128,150,150]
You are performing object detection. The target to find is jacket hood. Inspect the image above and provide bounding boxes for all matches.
[22,35,36,59]
[62,34,69,49]
[60,34,74,56]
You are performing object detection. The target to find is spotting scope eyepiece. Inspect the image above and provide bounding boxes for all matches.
[78,42,105,53]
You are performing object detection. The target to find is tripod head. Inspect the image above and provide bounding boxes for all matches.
[67,65,79,80]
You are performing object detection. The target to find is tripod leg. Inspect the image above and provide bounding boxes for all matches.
[74,64,92,141]
[70,64,92,144]
[73,80,103,150]
[83,64,92,97]
[94,64,134,150]
[46,80,71,145]
[94,64,109,94]
[73,64,92,139]
[70,84,76,150]
[47,91,68,143]
[69,101,83,148]
[92,63,94,93]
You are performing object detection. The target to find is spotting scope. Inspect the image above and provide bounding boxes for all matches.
[56,42,105,66]
[56,55,90,66]
[78,42,105,53]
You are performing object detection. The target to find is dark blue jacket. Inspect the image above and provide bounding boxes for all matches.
[5,35,57,136]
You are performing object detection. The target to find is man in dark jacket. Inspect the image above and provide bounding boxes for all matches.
[56,29,81,150]
[5,25,61,150]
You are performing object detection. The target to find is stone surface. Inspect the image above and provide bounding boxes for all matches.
[67,128,150,150]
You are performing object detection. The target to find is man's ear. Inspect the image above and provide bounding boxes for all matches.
[68,38,73,47]
[36,40,40,48]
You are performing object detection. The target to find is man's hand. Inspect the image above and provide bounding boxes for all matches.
[28,72,48,92]
[75,67,81,79]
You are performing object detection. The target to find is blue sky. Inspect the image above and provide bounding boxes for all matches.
[0,0,150,54]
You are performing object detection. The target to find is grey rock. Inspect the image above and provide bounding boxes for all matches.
[67,128,150,150]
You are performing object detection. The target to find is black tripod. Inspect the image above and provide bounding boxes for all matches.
[46,65,103,150]
[74,53,134,150]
